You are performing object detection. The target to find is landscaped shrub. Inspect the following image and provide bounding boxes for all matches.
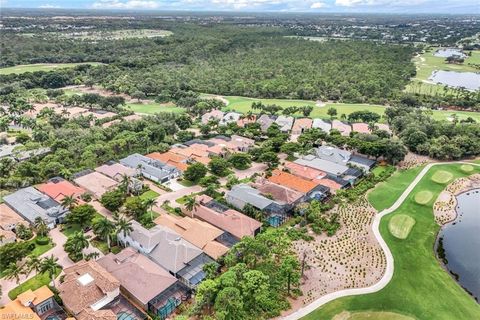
[35,236,50,245]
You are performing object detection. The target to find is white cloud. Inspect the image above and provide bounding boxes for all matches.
[39,4,61,8]
[335,0,429,7]
[310,1,327,8]
[92,0,161,9]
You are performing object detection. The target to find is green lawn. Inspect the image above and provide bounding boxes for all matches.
[29,237,55,256]
[126,101,185,114]
[139,190,160,201]
[414,190,434,205]
[206,94,480,123]
[388,214,416,240]
[303,164,480,320]
[0,62,103,75]
[367,166,424,211]
[8,268,61,299]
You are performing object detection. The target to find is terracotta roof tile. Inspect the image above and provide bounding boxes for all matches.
[284,161,327,180]
[268,169,319,193]
[37,180,86,202]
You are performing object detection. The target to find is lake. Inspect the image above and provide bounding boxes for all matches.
[429,70,480,90]
[434,48,466,58]
[437,189,480,301]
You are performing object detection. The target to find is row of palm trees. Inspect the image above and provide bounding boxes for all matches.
[4,255,60,288]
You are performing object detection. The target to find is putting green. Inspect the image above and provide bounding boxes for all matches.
[414,190,433,205]
[333,311,415,320]
[388,214,416,239]
[460,164,474,173]
[431,170,454,184]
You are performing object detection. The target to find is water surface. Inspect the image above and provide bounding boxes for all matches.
[438,189,480,300]
[434,48,466,58]
[429,70,480,90]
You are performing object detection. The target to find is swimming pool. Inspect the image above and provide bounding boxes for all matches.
[117,312,136,320]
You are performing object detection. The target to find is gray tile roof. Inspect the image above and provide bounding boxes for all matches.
[312,119,332,133]
[0,144,21,158]
[3,187,68,225]
[227,184,275,209]
[295,156,349,176]
[315,146,352,165]
[14,147,51,161]
[275,115,294,132]
[126,220,203,274]
[120,153,179,181]
[257,114,276,132]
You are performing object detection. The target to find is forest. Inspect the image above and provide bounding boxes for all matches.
[0,23,416,104]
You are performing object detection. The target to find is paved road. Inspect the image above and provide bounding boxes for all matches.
[153,185,203,209]
[282,161,479,320]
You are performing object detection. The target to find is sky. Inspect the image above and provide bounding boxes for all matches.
[1,0,479,14]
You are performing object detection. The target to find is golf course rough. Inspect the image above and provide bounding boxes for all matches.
[388,214,416,239]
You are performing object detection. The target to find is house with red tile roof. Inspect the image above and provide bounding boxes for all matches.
[189,195,262,245]
[291,118,313,135]
[268,169,330,201]
[332,120,352,136]
[284,161,327,181]
[37,178,86,203]
[351,122,371,134]
[146,151,189,171]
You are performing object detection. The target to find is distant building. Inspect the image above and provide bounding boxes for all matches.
[312,119,331,133]
[314,146,375,172]
[268,169,330,201]
[332,120,352,136]
[120,153,180,183]
[0,144,21,159]
[351,122,370,134]
[146,151,189,172]
[14,147,51,162]
[237,114,256,127]
[118,220,213,289]
[291,118,313,135]
[37,177,86,203]
[201,109,224,124]
[0,228,16,245]
[275,115,294,132]
[95,162,137,182]
[0,203,27,231]
[3,187,68,228]
[221,111,242,125]
[256,114,277,132]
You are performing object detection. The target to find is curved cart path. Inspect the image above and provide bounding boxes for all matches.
[283,161,479,320]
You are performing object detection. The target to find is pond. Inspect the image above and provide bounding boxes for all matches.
[434,48,466,58]
[429,70,480,90]
[437,189,480,301]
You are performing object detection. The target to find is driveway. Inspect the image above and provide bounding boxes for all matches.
[153,185,203,209]
[0,227,104,305]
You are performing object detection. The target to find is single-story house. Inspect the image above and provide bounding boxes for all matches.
[314,146,376,172]
[312,119,331,133]
[291,118,313,135]
[98,248,189,320]
[332,120,352,136]
[284,161,327,181]
[228,135,255,152]
[95,162,137,182]
[74,170,119,199]
[275,115,294,132]
[3,187,68,228]
[0,286,58,320]
[268,169,330,201]
[14,147,51,162]
[201,109,224,125]
[295,154,349,177]
[237,114,256,127]
[221,112,242,125]
[154,214,229,260]
[257,114,277,132]
[146,151,189,172]
[351,122,371,134]
[120,153,181,183]
[118,220,213,289]
[0,203,27,231]
[252,177,304,209]
[37,177,86,203]
[191,195,262,245]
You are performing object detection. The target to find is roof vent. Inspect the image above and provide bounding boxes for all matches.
[78,273,94,286]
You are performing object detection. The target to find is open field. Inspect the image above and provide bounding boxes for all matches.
[388,214,416,239]
[0,62,103,75]
[208,95,480,122]
[126,101,185,114]
[303,164,480,320]
[333,311,415,320]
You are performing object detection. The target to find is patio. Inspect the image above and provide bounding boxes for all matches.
[103,295,147,320]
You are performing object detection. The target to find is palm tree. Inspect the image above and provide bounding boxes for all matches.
[93,217,115,251]
[143,198,158,221]
[4,262,25,284]
[116,216,133,247]
[25,256,42,277]
[184,195,199,214]
[61,195,78,210]
[40,256,60,288]
[64,232,90,260]
[33,217,49,238]
[119,174,131,195]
